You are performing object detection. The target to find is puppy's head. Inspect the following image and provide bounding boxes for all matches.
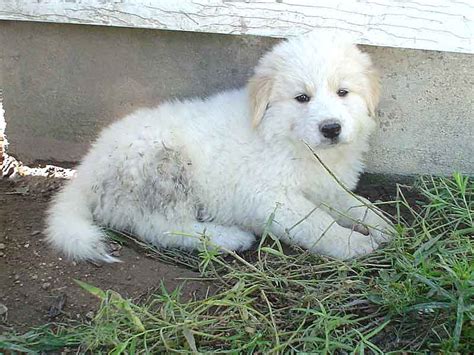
[248,32,380,149]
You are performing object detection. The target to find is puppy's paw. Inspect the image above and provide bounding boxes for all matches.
[361,209,395,245]
[314,226,378,260]
[208,227,256,252]
[339,231,379,259]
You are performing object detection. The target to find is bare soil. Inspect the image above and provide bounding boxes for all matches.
[0,174,409,333]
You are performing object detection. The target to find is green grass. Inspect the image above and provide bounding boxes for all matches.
[1,173,473,353]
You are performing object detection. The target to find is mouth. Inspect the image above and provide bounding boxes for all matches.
[320,137,341,146]
[318,136,351,149]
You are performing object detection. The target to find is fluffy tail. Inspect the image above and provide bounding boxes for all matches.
[45,181,118,262]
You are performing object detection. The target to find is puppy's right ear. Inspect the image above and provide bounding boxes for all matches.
[248,73,273,127]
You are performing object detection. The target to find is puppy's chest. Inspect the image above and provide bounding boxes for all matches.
[297,161,361,198]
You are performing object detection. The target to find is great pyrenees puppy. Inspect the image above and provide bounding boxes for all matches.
[46,32,393,262]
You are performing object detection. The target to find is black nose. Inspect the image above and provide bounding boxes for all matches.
[319,121,341,139]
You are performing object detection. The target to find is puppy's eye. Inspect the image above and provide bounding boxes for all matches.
[337,89,349,97]
[295,94,311,103]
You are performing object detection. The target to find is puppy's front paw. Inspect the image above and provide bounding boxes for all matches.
[340,231,379,259]
[316,226,379,260]
[361,209,395,245]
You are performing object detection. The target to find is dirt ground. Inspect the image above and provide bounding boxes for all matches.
[0,174,406,333]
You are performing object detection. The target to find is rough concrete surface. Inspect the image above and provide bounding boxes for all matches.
[1,21,473,175]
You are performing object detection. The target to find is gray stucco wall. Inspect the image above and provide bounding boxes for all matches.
[1,21,473,174]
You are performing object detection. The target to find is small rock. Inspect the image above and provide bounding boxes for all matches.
[0,303,8,316]
[48,293,67,319]
[111,250,121,257]
[24,243,30,248]
[32,274,38,280]
[14,274,20,280]
[0,252,4,257]
[32,230,41,236]
[109,243,122,251]
[85,311,95,320]
[42,282,51,290]
[0,243,5,250]
[88,260,103,268]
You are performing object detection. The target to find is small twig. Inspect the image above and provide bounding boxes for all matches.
[303,141,393,225]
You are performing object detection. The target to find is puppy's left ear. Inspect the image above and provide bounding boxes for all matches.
[365,66,381,117]
[248,73,273,127]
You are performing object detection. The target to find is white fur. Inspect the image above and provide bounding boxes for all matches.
[46,32,393,262]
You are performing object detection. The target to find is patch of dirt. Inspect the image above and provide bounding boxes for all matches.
[0,176,209,333]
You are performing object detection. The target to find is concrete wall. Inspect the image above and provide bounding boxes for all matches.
[1,21,473,175]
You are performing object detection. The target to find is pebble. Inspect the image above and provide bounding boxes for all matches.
[42,282,51,290]
[110,243,122,252]
[0,252,4,257]
[85,311,95,320]
[0,303,8,316]
[111,250,121,257]
[24,243,30,248]
[0,243,5,250]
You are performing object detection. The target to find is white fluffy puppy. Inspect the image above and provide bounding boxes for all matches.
[46,32,393,262]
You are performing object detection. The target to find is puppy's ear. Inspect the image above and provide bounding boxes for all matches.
[365,67,381,117]
[248,74,273,127]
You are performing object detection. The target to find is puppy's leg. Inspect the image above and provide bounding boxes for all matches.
[200,223,256,252]
[326,193,394,244]
[159,222,256,252]
[265,195,378,259]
